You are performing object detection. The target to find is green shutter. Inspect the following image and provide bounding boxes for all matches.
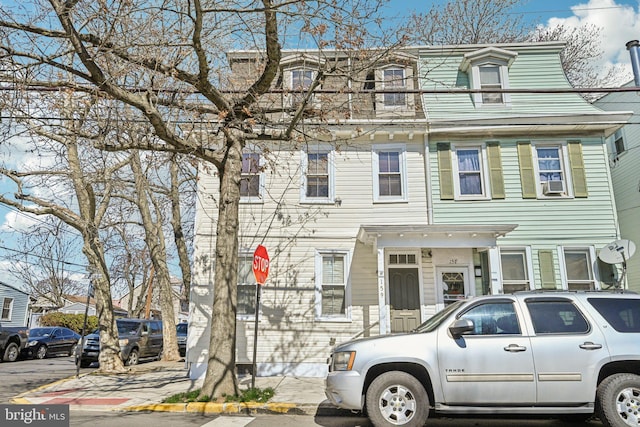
[538,250,557,290]
[437,142,454,200]
[486,141,505,199]
[517,141,537,199]
[568,140,588,198]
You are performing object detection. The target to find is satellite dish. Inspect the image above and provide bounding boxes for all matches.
[599,239,636,264]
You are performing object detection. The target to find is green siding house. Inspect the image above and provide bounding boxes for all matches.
[420,42,631,297]
[188,42,632,380]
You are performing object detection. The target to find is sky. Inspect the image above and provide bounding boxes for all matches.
[1,0,639,293]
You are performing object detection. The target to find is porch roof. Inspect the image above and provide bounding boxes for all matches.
[357,223,518,250]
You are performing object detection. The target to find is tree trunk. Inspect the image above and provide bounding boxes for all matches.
[82,236,126,373]
[169,154,192,308]
[199,129,243,399]
[130,151,180,361]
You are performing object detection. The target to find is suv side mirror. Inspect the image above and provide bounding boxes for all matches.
[449,318,474,337]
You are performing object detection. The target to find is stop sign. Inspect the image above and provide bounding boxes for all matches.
[252,245,270,285]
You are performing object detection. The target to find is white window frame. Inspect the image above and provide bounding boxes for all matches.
[382,67,407,108]
[469,60,511,107]
[300,145,335,204]
[284,67,318,109]
[1,297,13,321]
[611,129,626,157]
[451,143,491,200]
[372,144,408,203]
[240,149,265,203]
[532,141,574,198]
[498,247,534,294]
[314,250,351,321]
[237,252,257,320]
[558,246,598,291]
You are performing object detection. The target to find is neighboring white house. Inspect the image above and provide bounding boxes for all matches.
[116,276,188,323]
[595,81,640,289]
[189,42,631,380]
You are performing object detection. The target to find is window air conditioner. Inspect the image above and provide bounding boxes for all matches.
[543,180,565,195]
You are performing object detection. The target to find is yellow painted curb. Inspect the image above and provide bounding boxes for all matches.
[123,401,298,414]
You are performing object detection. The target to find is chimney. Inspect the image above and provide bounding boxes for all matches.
[626,40,640,87]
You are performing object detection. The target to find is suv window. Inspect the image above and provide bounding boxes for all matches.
[588,297,640,332]
[459,301,520,335]
[527,299,589,334]
[150,321,162,334]
[117,321,141,336]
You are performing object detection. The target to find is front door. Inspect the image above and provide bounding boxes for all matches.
[438,268,468,305]
[389,268,421,332]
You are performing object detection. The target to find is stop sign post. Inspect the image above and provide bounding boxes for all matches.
[251,245,269,388]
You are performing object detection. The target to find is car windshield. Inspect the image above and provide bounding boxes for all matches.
[412,301,463,333]
[29,328,53,337]
[176,323,187,334]
[117,321,140,336]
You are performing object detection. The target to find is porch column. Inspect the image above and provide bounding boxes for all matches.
[488,247,502,294]
[377,248,389,334]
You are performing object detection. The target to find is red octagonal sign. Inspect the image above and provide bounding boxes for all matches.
[252,245,270,285]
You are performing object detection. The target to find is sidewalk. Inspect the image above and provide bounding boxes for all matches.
[11,360,339,416]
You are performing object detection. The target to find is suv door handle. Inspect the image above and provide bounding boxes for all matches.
[579,341,603,350]
[504,344,527,352]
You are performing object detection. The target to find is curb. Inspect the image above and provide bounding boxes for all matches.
[124,401,308,415]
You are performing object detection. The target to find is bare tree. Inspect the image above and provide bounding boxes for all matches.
[0,0,402,397]
[0,89,131,372]
[406,0,532,45]
[6,219,84,307]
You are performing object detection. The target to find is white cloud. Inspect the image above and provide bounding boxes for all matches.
[0,209,40,232]
[545,0,639,81]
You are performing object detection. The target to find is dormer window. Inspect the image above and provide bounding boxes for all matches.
[281,54,324,112]
[479,65,503,104]
[460,47,517,108]
[383,68,406,107]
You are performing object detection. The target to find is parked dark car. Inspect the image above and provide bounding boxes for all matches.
[79,318,163,368]
[24,327,81,359]
[176,322,187,357]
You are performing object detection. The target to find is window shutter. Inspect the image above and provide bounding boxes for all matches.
[517,141,536,199]
[568,140,588,198]
[437,142,454,200]
[486,141,505,199]
[538,250,557,289]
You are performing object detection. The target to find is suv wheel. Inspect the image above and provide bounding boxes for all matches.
[365,371,429,427]
[126,348,139,366]
[597,373,640,427]
[2,342,19,362]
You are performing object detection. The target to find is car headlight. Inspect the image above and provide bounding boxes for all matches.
[332,351,356,371]
[118,338,129,346]
[27,341,39,347]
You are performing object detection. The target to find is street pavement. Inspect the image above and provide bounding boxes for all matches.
[10,360,336,416]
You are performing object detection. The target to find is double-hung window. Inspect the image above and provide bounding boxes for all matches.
[315,251,349,320]
[240,152,262,202]
[383,68,406,107]
[1,297,13,320]
[535,144,567,196]
[454,147,484,197]
[301,146,334,203]
[612,129,625,157]
[500,249,531,293]
[291,69,314,107]
[562,248,597,291]
[237,254,257,317]
[479,65,503,104]
[373,145,407,202]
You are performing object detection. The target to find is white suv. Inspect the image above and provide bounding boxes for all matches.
[325,291,640,427]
